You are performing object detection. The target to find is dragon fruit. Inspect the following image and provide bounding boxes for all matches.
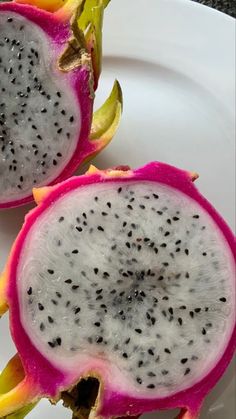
[0,0,122,209]
[0,162,235,418]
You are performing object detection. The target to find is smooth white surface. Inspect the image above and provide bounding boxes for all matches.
[0,0,235,418]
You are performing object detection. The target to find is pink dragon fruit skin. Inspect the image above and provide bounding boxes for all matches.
[0,162,235,418]
[0,0,121,209]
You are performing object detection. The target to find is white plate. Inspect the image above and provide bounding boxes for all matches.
[0,0,235,418]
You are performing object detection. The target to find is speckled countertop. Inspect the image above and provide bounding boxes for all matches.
[195,0,236,17]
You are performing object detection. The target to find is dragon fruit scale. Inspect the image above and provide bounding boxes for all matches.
[0,162,235,418]
[0,0,122,209]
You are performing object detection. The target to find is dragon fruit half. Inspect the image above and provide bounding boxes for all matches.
[0,162,235,418]
[0,0,122,209]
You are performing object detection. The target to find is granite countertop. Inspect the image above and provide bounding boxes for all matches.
[195,0,236,17]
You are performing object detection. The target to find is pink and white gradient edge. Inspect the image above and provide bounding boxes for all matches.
[5,161,236,417]
[0,2,95,209]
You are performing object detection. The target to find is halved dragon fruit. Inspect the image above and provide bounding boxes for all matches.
[0,162,235,418]
[0,0,122,209]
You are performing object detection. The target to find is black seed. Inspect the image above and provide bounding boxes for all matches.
[185,249,189,255]
[173,216,179,221]
[219,297,227,302]
[40,323,45,331]
[118,187,122,193]
[194,308,201,313]
[148,349,154,356]
[162,370,169,376]
[97,226,104,232]
[122,352,128,359]
[94,268,99,274]
[164,348,171,354]
[178,318,183,325]
[181,358,188,364]
[96,289,103,295]
[48,341,55,348]
[147,384,155,389]
[27,287,32,295]
[96,336,103,343]
[189,311,194,318]
[74,307,81,314]
[153,193,159,199]
[107,202,111,208]
[148,372,156,377]
[184,368,191,375]
[48,316,54,323]
[158,276,164,281]
[51,299,58,306]
[38,303,44,311]
[193,214,200,219]
[168,307,173,315]
[72,249,79,254]
[135,328,142,334]
[179,305,186,310]
[125,338,130,345]
[94,322,101,327]
[202,328,207,335]
[65,279,72,284]
[137,377,142,384]
[202,252,207,256]
[72,285,79,291]
[76,227,83,232]
[56,337,62,346]
[47,269,54,275]
[139,204,145,209]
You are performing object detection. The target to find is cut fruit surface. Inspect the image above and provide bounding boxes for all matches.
[0,0,121,208]
[0,162,235,419]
